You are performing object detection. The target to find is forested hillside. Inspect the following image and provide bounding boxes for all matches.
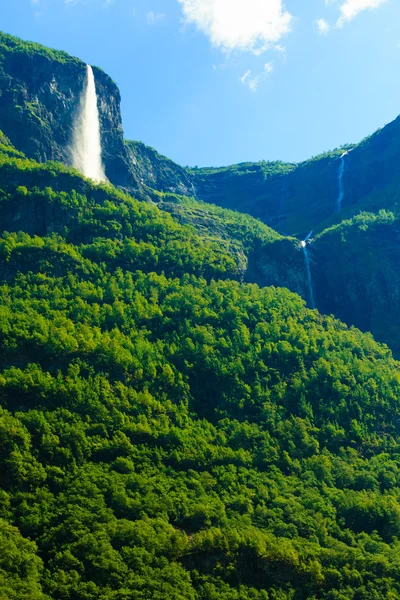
[4,31,400,361]
[125,111,400,359]
[2,29,400,599]
[3,130,400,599]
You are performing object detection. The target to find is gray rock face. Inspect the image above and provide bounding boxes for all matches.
[0,33,138,192]
[125,140,196,197]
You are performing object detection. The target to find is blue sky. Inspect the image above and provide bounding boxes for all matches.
[1,0,399,167]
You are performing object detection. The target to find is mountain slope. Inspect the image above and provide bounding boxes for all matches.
[128,116,400,239]
[125,140,196,197]
[126,127,400,357]
[312,209,400,354]
[152,191,307,293]
[5,31,400,364]
[3,133,400,599]
[0,31,138,191]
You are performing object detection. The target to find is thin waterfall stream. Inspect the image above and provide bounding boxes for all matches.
[336,150,351,212]
[301,232,315,309]
[71,65,106,182]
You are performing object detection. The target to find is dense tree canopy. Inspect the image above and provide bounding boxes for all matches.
[2,135,400,599]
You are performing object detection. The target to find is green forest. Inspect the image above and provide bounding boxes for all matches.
[2,130,400,600]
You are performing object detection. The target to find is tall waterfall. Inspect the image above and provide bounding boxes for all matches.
[336,151,348,212]
[301,232,315,309]
[71,65,106,182]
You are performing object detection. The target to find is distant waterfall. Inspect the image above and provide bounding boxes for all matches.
[71,65,106,182]
[300,232,315,309]
[336,151,348,212]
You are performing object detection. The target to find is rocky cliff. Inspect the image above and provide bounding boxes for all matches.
[311,210,400,354]
[125,140,195,197]
[0,32,138,191]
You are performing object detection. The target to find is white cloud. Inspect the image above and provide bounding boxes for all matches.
[147,10,166,24]
[240,69,260,92]
[315,18,330,34]
[315,0,387,32]
[240,62,273,92]
[240,69,252,84]
[264,61,274,73]
[337,0,388,26]
[177,0,293,55]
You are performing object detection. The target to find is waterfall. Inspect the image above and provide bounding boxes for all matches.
[300,232,315,309]
[71,65,106,182]
[336,151,348,212]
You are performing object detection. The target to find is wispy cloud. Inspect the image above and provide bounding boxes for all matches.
[264,61,274,74]
[315,0,387,33]
[240,61,274,92]
[177,0,293,55]
[147,10,166,25]
[337,0,388,26]
[315,18,330,34]
[240,70,260,92]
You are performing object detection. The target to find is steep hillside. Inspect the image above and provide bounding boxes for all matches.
[126,127,400,358]
[128,116,400,239]
[154,191,307,296]
[0,32,138,191]
[3,132,400,599]
[192,114,400,237]
[188,161,296,232]
[0,133,304,290]
[5,30,400,364]
[127,141,352,237]
[0,140,241,282]
[312,210,400,354]
[125,140,195,197]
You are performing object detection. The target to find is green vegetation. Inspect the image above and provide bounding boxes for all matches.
[156,191,283,248]
[187,161,297,229]
[189,159,295,178]
[125,140,195,197]
[0,31,82,67]
[0,132,24,159]
[313,209,400,355]
[152,191,292,283]
[2,133,400,599]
